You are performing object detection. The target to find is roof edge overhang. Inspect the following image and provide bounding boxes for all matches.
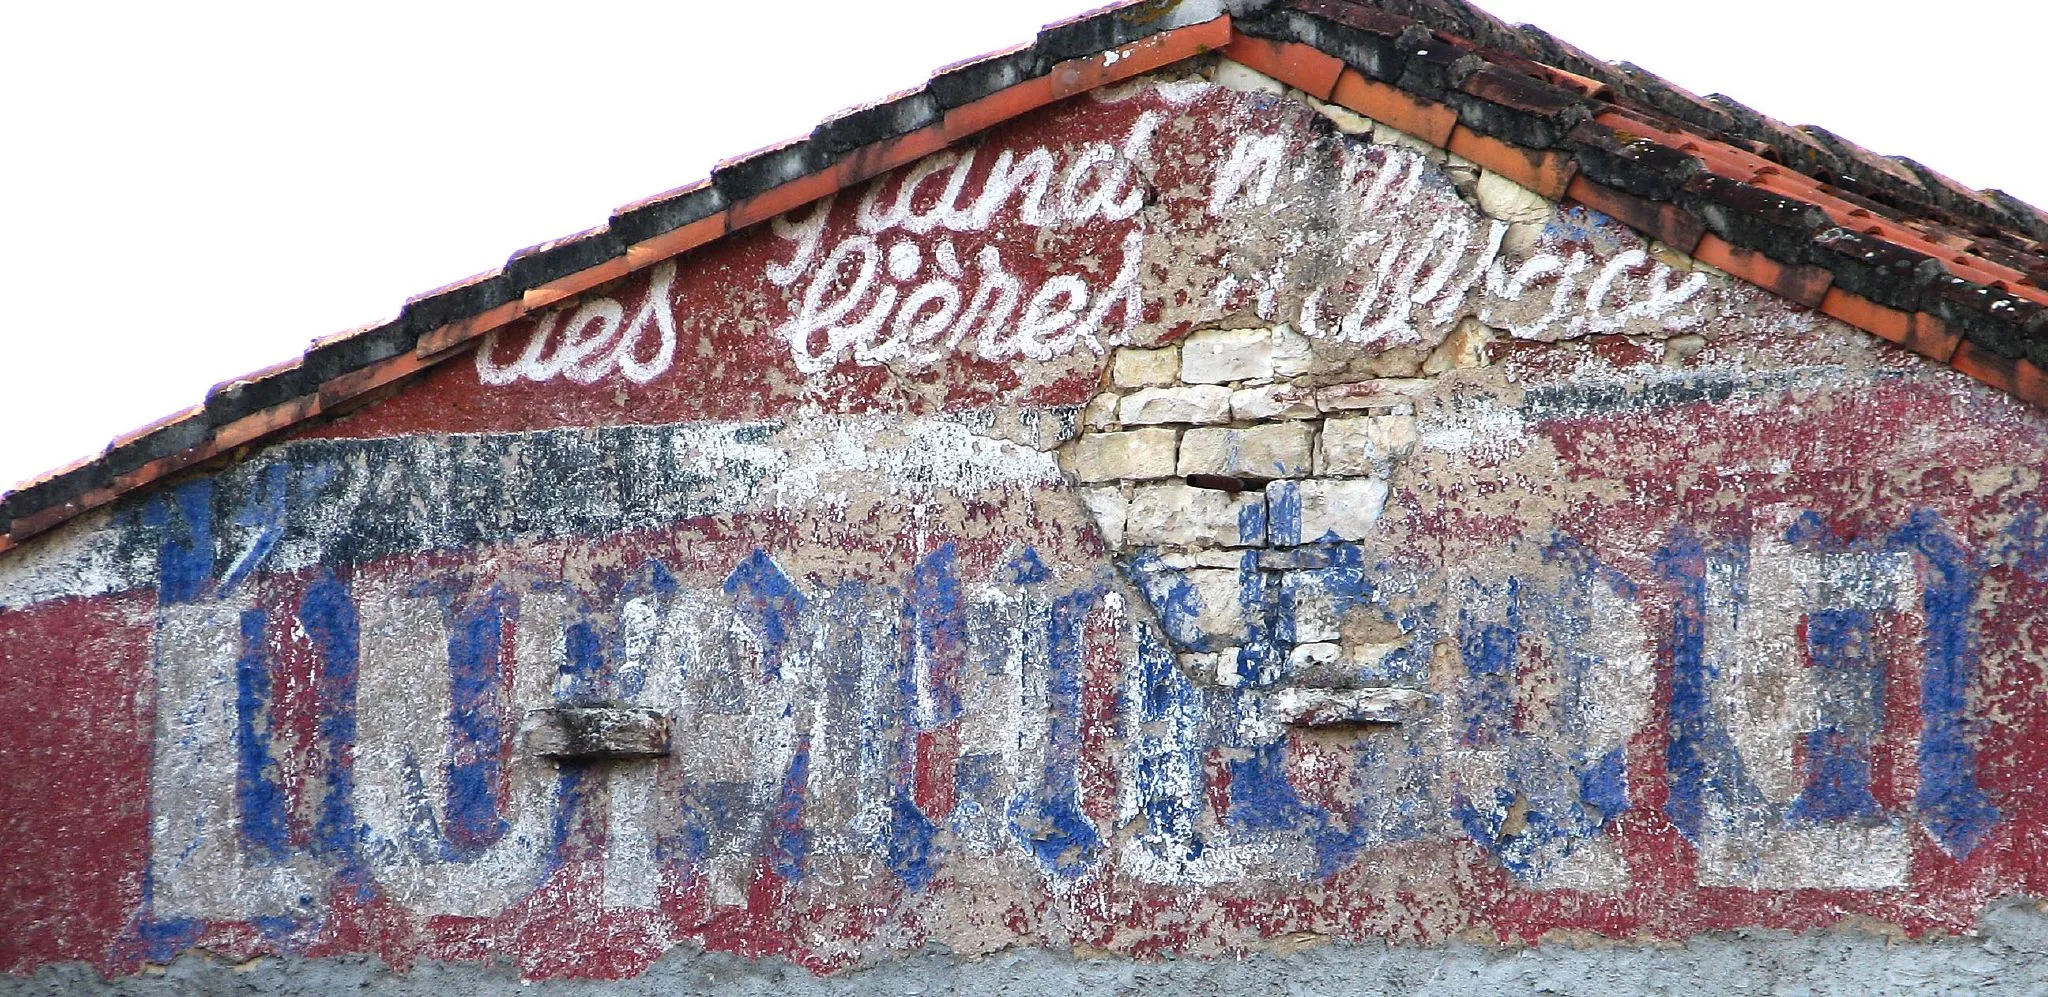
[7,0,2047,557]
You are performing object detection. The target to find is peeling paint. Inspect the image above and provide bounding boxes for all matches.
[6,72,2048,990]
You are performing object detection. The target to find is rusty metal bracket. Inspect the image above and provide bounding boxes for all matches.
[523,706,672,761]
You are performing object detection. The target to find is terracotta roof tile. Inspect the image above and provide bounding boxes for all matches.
[213,393,321,453]
[400,268,516,334]
[1222,34,1346,99]
[1808,226,1945,313]
[1987,190,2048,245]
[1703,93,1849,178]
[812,87,943,157]
[1333,68,1458,145]
[1448,124,1576,198]
[102,405,209,478]
[941,72,1059,140]
[1797,125,1931,195]
[318,345,434,411]
[204,355,319,429]
[1448,61,1592,149]
[1264,0,1413,81]
[927,43,1044,110]
[1678,173,1834,263]
[1565,119,1703,201]
[1952,340,2048,408]
[1608,62,1743,137]
[710,137,828,208]
[1390,26,1472,100]
[608,179,728,248]
[1820,288,1912,346]
[728,165,844,232]
[1694,234,1833,309]
[1566,176,1705,253]
[1893,157,2023,236]
[0,452,105,534]
[1511,59,1610,100]
[1034,1,1158,62]
[414,295,530,358]
[1928,273,2045,361]
[1968,239,2048,284]
[1056,15,1233,98]
[1372,0,1516,49]
[505,224,627,295]
[828,125,951,191]
[305,316,418,376]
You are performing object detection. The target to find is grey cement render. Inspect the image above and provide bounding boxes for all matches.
[10,901,2048,997]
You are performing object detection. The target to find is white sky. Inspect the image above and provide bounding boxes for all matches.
[1,0,2042,493]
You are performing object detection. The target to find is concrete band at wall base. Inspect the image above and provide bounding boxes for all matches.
[11,904,2048,997]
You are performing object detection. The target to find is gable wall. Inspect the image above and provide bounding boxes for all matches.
[7,63,2048,992]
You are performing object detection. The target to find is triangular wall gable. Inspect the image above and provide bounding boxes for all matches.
[10,2,2048,988]
[8,58,2048,980]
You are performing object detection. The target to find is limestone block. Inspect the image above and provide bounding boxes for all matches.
[1112,346,1180,388]
[1179,423,1315,480]
[1264,687,1430,727]
[1503,220,1548,259]
[1476,169,1554,225]
[1318,415,1417,476]
[1119,385,1232,425]
[1315,378,1428,413]
[1423,317,1496,373]
[1284,639,1406,685]
[1152,549,1258,570]
[1078,486,1128,548]
[1374,122,1447,162]
[977,407,1079,451]
[1267,478,1389,545]
[1283,587,1343,644]
[1444,160,1481,199]
[1180,327,1274,384]
[1181,650,1239,687]
[1031,407,1081,450]
[1231,383,1319,422]
[1271,323,1314,377]
[1126,484,1267,548]
[1649,239,1707,273]
[1288,642,1342,672]
[1182,568,1249,643]
[1083,391,1119,431]
[1304,96,1373,135]
[1214,59,1286,95]
[1063,429,1178,483]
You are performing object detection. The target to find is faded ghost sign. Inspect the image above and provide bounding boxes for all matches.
[4,75,2048,984]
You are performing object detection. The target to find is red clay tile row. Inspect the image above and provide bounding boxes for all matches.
[1225,30,2048,418]
[1595,108,2040,300]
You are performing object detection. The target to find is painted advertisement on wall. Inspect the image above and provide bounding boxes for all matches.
[5,71,2048,982]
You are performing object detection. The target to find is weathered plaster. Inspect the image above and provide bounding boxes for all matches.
[6,63,2048,991]
[10,901,2048,996]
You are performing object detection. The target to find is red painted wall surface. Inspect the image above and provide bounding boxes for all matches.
[5,72,2048,981]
